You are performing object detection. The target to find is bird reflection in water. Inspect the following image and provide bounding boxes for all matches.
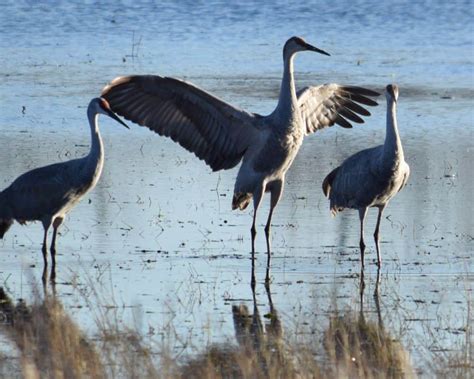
[324,269,415,378]
[180,283,291,378]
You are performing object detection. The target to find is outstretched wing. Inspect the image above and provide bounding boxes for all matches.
[101,75,262,171]
[297,84,379,134]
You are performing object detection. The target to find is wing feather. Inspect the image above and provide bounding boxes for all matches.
[338,107,365,124]
[334,114,353,129]
[102,75,261,171]
[341,85,380,97]
[297,84,380,134]
[341,98,371,116]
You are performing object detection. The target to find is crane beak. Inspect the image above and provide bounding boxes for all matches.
[305,43,331,56]
[99,97,130,129]
[107,109,129,129]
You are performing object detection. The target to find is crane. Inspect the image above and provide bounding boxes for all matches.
[0,98,128,274]
[322,84,410,269]
[101,36,379,285]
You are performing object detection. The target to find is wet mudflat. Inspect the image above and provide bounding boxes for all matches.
[0,1,472,377]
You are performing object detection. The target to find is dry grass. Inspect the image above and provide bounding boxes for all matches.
[323,311,415,379]
[0,287,105,379]
[430,296,473,379]
[1,282,470,379]
[174,303,322,379]
[0,285,161,379]
[434,350,473,379]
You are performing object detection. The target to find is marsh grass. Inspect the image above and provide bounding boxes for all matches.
[433,347,473,379]
[430,296,473,379]
[174,303,322,379]
[0,282,469,379]
[323,311,414,379]
[0,287,104,378]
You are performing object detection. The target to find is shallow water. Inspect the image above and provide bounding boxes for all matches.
[0,0,473,375]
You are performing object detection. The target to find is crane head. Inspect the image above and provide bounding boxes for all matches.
[386,84,399,103]
[94,98,129,129]
[283,36,330,59]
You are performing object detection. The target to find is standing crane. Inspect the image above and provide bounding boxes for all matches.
[101,36,379,285]
[0,98,128,275]
[322,84,410,269]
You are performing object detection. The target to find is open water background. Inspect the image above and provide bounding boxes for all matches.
[0,1,473,375]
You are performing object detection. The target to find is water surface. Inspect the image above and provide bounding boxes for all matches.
[0,0,472,375]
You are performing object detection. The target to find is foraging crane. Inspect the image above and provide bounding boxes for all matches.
[101,36,379,285]
[0,98,129,271]
[322,84,409,268]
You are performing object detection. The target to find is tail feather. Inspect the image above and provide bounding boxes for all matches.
[323,167,344,216]
[0,219,13,239]
[0,191,13,238]
[329,203,344,217]
[232,192,252,211]
[322,167,340,198]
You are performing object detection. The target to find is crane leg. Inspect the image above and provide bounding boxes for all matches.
[373,206,385,268]
[41,232,48,266]
[50,228,58,268]
[40,221,51,284]
[250,186,264,289]
[358,207,367,269]
[41,222,50,267]
[264,206,274,286]
[50,217,63,271]
[250,209,257,289]
[264,180,283,286]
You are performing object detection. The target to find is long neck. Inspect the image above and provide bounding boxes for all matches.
[86,109,104,177]
[274,52,297,119]
[382,98,404,162]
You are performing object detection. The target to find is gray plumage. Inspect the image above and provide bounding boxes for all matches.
[322,84,410,268]
[0,98,128,270]
[101,36,379,284]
